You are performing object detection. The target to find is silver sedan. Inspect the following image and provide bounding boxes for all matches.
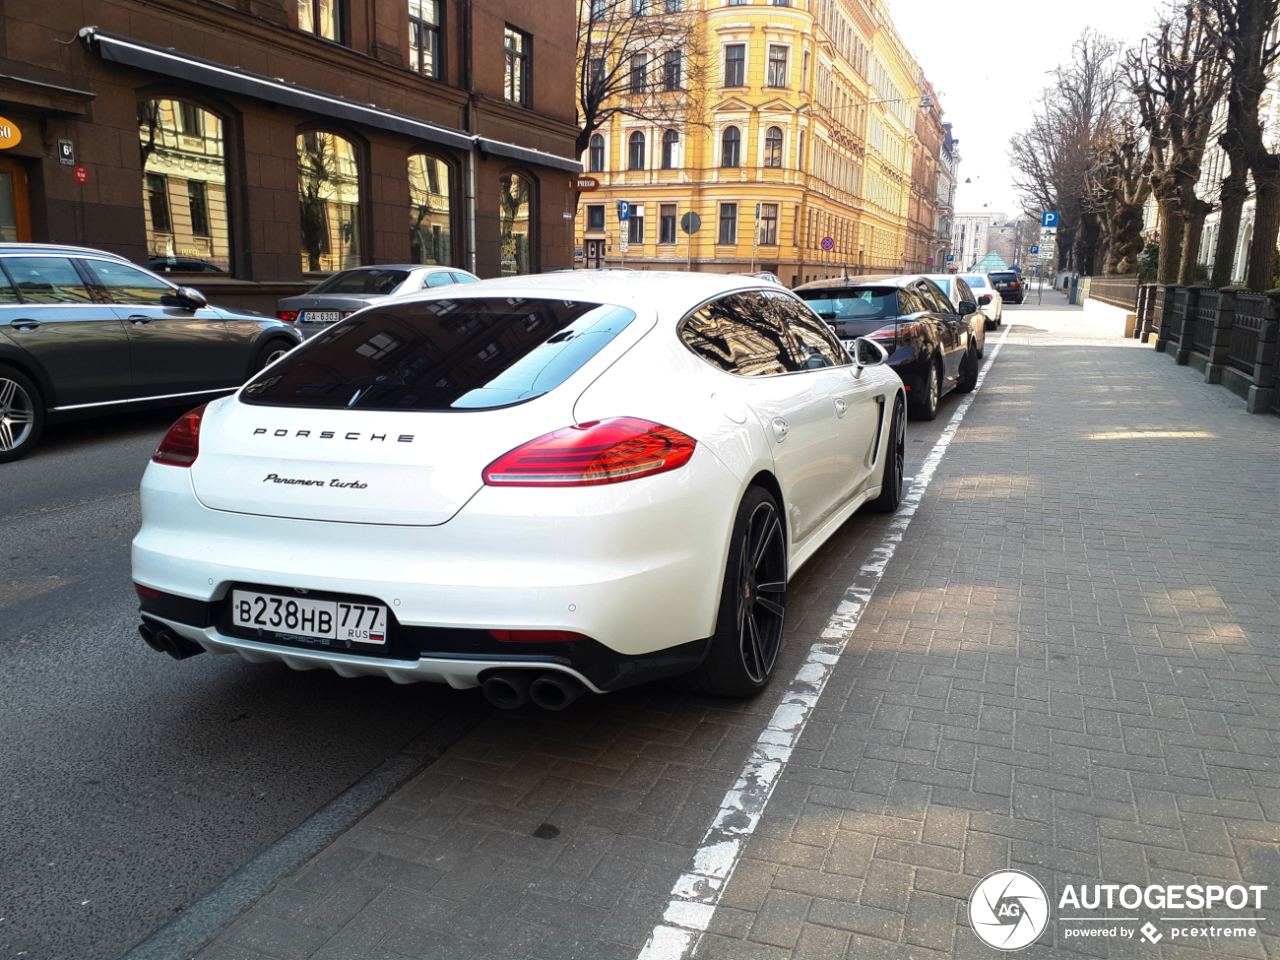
[277,264,479,337]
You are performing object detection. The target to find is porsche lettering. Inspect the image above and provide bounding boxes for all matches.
[251,428,414,442]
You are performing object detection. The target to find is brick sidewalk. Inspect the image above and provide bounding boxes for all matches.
[193,314,1280,960]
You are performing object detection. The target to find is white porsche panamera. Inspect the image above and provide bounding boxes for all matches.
[132,272,905,709]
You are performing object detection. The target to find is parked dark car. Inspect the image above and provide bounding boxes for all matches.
[277,264,479,338]
[0,244,302,462]
[149,256,226,274]
[918,274,986,358]
[795,274,980,420]
[989,270,1025,304]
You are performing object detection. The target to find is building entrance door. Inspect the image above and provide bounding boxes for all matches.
[585,239,605,269]
[0,158,31,242]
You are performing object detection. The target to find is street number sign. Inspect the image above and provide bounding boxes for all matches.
[680,211,701,234]
[821,236,835,251]
[74,166,88,184]
[58,140,74,165]
[617,200,630,221]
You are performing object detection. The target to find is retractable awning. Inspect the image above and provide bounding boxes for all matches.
[80,28,581,172]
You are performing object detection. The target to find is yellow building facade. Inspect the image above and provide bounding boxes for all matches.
[574,0,921,287]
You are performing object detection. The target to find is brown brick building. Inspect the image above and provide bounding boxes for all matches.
[0,0,579,310]
[904,74,946,274]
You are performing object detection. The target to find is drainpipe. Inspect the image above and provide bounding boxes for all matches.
[463,0,477,275]
[466,144,478,276]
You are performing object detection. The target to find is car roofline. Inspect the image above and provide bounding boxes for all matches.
[0,243,130,261]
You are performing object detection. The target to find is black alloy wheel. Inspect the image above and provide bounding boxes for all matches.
[909,360,941,421]
[0,365,43,463]
[670,486,787,697]
[870,397,906,513]
[254,339,294,374]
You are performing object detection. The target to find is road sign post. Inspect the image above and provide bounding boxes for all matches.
[821,236,835,278]
[681,211,701,273]
[617,201,630,269]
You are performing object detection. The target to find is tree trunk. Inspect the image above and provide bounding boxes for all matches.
[1179,200,1211,285]
[1211,156,1249,287]
[1157,198,1184,283]
[1248,163,1280,290]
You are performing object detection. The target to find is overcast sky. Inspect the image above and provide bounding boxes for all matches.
[887,0,1167,219]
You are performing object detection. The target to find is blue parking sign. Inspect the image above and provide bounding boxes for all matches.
[946,255,954,263]
[1041,211,1058,228]
[618,200,630,221]
[1030,245,1039,254]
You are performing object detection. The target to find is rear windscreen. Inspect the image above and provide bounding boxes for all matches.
[308,269,412,295]
[989,272,1018,283]
[960,275,987,288]
[241,297,637,411]
[797,288,898,321]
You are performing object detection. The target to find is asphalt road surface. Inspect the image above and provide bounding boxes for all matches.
[0,300,1041,960]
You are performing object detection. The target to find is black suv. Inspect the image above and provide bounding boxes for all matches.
[0,244,301,462]
[988,270,1025,304]
[795,274,981,421]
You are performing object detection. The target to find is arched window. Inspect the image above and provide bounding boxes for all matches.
[661,129,679,169]
[628,131,646,170]
[297,131,361,272]
[499,172,533,276]
[138,99,231,273]
[408,154,451,266]
[589,134,605,172]
[764,126,783,168]
[721,126,740,168]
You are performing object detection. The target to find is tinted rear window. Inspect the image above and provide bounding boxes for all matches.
[241,296,636,412]
[309,269,412,295]
[797,287,899,321]
[989,272,1018,283]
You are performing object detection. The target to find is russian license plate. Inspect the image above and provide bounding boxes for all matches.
[231,590,387,645]
[302,311,340,323]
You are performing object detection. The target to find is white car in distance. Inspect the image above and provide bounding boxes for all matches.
[132,273,906,709]
[959,274,1003,329]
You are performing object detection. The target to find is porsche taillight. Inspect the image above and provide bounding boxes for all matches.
[152,404,207,467]
[483,418,697,487]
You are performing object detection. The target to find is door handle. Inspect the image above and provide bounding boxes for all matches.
[128,315,153,325]
[833,398,847,418]
[9,319,38,330]
[771,417,789,442]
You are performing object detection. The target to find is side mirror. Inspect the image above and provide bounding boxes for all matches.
[978,294,992,305]
[176,286,208,310]
[958,301,976,316]
[853,336,889,367]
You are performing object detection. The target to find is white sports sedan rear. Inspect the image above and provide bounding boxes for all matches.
[132,273,905,709]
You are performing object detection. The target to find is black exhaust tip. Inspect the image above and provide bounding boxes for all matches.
[140,620,206,660]
[138,621,167,653]
[482,670,535,709]
[529,672,587,711]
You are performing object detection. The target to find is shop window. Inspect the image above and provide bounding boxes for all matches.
[628,204,644,243]
[587,204,605,231]
[409,154,451,265]
[759,203,778,245]
[719,202,737,244]
[138,100,231,273]
[660,204,677,244]
[500,172,533,276]
[298,131,361,273]
[410,0,441,78]
[299,0,341,41]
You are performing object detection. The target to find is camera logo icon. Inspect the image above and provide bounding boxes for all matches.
[969,870,1050,951]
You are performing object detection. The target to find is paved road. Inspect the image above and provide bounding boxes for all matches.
[0,302,1047,960]
[191,299,1280,960]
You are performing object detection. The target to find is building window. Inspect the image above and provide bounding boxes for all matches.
[587,204,605,231]
[664,49,682,91]
[660,203,677,244]
[409,0,441,78]
[759,203,778,244]
[719,202,737,244]
[724,44,745,86]
[297,131,361,272]
[767,45,788,87]
[721,126,741,168]
[628,204,645,243]
[139,100,231,273]
[662,129,679,169]
[409,154,450,265]
[665,0,682,10]
[632,0,648,12]
[630,52,648,93]
[504,27,530,105]
[628,130,646,170]
[589,134,605,172]
[499,172,532,276]
[298,0,340,41]
[764,125,783,167]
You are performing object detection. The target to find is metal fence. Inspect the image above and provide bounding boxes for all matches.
[1085,275,1141,310]
[1193,290,1218,354]
[1230,292,1268,375]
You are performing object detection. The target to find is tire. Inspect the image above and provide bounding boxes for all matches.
[0,364,44,464]
[976,324,986,359]
[668,486,787,698]
[869,397,905,514]
[956,344,979,394]
[252,338,294,375]
[908,359,941,421]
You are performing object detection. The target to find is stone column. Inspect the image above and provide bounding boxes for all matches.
[1203,286,1239,382]
[1154,285,1176,353]
[1175,285,1210,365]
[1245,290,1280,414]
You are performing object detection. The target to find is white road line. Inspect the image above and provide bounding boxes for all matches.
[637,324,1014,960]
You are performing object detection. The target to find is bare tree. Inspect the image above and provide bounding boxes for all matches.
[576,0,705,166]
[1204,0,1280,288]
[1085,117,1153,274]
[1127,2,1230,284]
[1009,29,1126,272]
